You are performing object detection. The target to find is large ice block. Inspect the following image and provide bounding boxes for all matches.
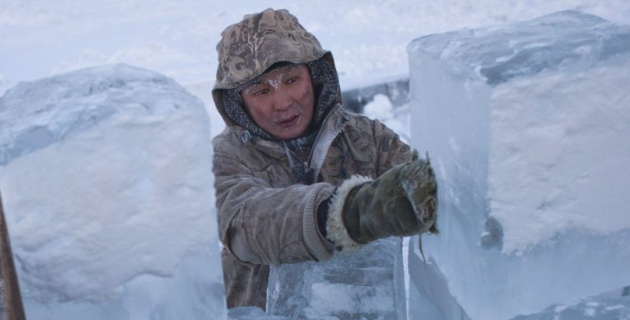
[0,64,226,320]
[267,238,406,319]
[407,10,630,320]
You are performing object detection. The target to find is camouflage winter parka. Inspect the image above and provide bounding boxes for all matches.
[212,8,410,309]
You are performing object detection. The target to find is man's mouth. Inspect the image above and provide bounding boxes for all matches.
[276,114,300,127]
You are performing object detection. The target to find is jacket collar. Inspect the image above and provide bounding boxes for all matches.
[308,104,349,178]
[230,103,350,178]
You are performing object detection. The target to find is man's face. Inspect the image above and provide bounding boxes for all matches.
[241,64,315,140]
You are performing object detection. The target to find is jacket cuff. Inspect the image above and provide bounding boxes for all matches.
[302,183,336,261]
[326,175,372,251]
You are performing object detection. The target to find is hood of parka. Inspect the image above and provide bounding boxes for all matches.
[212,8,342,134]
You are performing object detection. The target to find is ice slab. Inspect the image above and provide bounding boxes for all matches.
[228,307,293,320]
[267,238,406,319]
[406,10,630,320]
[0,64,226,320]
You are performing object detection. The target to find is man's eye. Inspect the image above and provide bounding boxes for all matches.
[286,76,298,85]
[253,88,269,96]
[243,86,268,96]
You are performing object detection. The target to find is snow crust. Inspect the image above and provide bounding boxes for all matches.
[407,10,630,320]
[0,64,225,319]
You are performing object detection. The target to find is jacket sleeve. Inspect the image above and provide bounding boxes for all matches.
[213,135,335,267]
[372,118,412,176]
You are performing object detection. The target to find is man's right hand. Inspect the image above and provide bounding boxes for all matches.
[326,150,439,250]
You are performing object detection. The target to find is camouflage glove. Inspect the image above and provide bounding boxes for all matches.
[326,150,438,250]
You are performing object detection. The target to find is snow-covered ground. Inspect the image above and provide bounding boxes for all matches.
[2,1,630,320]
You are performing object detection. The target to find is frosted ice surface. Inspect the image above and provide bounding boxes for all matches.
[228,307,293,319]
[267,238,406,319]
[513,286,630,320]
[412,10,630,86]
[407,10,630,320]
[0,64,226,320]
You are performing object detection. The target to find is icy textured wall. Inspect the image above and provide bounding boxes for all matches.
[407,10,630,320]
[0,64,226,320]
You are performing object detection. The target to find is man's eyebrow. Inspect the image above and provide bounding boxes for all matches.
[244,79,264,86]
[240,77,267,92]
[241,65,301,90]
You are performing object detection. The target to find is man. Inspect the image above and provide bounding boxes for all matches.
[212,8,438,310]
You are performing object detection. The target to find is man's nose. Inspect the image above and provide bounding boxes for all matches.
[271,90,292,111]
